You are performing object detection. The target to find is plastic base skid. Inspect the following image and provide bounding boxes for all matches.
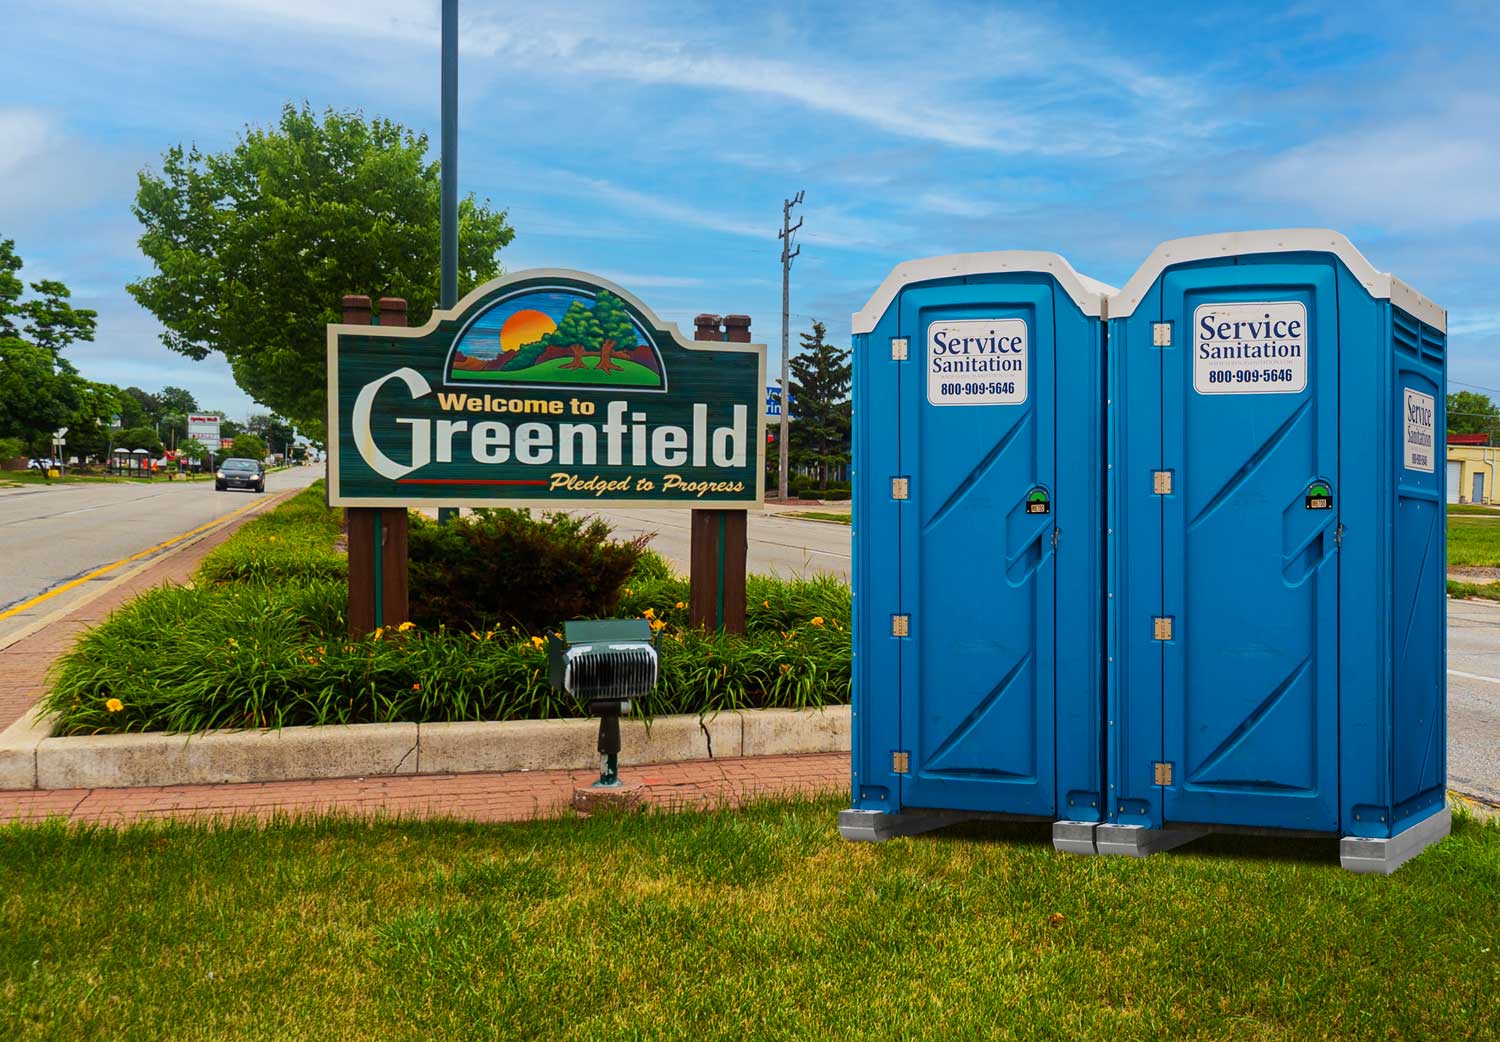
[836,808,975,842]
[1340,806,1451,875]
[1094,823,1207,857]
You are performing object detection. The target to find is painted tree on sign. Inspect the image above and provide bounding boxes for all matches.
[591,292,637,373]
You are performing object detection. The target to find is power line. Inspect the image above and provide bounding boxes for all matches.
[778,190,804,501]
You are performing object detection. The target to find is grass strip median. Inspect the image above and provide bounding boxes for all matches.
[2,797,1496,1041]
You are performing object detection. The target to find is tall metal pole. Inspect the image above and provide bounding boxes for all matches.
[438,0,460,524]
[778,191,803,501]
[440,0,458,311]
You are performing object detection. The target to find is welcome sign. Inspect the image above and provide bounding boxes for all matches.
[326,270,765,507]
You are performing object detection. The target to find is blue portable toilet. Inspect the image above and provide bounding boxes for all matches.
[838,253,1115,848]
[1102,230,1449,873]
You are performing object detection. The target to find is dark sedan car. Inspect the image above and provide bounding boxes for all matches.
[214,458,265,493]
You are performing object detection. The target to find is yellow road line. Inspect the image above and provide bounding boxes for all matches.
[0,494,278,623]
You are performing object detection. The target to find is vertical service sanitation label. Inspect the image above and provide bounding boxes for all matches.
[1403,388,1435,472]
[1193,301,1307,394]
[926,318,1028,406]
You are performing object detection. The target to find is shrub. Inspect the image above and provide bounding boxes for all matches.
[407,509,647,634]
[196,484,345,586]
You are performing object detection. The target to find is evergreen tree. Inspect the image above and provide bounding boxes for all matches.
[788,320,852,491]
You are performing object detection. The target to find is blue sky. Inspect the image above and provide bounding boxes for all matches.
[4,0,1498,420]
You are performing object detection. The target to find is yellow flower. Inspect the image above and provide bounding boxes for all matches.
[643,607,656,619]
[779,664,791,674]
[227,637,238,647]
[649,618,666,632]
[470,630,481,641]
[675,601,685,610]
[373,627,384,641]
[624,587,633,596]
[763,600,770,608]
[317,646,326,655]
[530,635,546,649]
[811,617,825,627]
[411,683,421,691]
[105,697,124,713]
[397,621,415,632]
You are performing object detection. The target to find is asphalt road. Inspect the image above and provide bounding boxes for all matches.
[575,507,852,580]
[1444,597,1500,805]
[0,467,322,646]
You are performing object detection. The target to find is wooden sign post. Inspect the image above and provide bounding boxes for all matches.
[690,314,749,634]
[340,294,410,636]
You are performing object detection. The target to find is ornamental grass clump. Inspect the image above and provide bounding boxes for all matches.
[42,584,849,734]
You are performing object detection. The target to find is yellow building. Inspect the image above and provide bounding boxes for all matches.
[1447,438,1499,504]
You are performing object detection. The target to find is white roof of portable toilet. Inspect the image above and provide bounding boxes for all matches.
[1108,229,1446,332]
[852,251,1118,334]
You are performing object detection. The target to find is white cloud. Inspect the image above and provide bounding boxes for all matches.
[1245,98,1500,229]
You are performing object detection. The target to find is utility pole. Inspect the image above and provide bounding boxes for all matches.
[778,191,803,501]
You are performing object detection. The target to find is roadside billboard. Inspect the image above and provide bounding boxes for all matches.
[188,415,221,453]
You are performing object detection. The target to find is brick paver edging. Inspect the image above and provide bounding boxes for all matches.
[0,705,851,790]
[0,751,848,827]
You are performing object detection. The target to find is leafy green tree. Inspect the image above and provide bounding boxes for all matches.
[0,339,80,453]
[158,386,198,416]
[788,320,852,492]
[19,280,97,367]
[225,432,267,461]
[1448,391,1499,437]
[0,240,24,338]
[246,413,296,456]
[129,103,516,441]
[116,426,163,455]
[119,387,158,429]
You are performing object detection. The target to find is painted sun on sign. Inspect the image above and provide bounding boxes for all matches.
[446,287,665,390]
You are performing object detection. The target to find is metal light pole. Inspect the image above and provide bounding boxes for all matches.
[437,0,460,525]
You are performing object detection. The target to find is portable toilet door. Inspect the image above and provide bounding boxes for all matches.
[838,253,1114,846]
[1103,230,1449,873]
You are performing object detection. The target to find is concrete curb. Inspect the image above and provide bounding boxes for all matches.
[4,706,850,790]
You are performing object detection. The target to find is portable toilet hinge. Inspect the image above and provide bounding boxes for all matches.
[892,614,910,637]
[1152,322,1173,347]
[892,751,910,774]
[890,337,909,361]
[891,476,909,500]
[1153,470,1173,495]
[1335,522,1344,547]
[1153,761,1173,786]
[1153,616,1173,640]
[1051,527,1060,549]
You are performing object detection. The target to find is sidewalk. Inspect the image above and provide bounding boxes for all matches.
[0,488,297,730]
[0,752,847,826]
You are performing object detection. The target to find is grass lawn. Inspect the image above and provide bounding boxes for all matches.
[2,798,1497,1041]
[1447,514,1500,568]
[780,510,852,524]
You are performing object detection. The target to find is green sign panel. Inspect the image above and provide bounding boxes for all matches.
[327,270,765,508]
